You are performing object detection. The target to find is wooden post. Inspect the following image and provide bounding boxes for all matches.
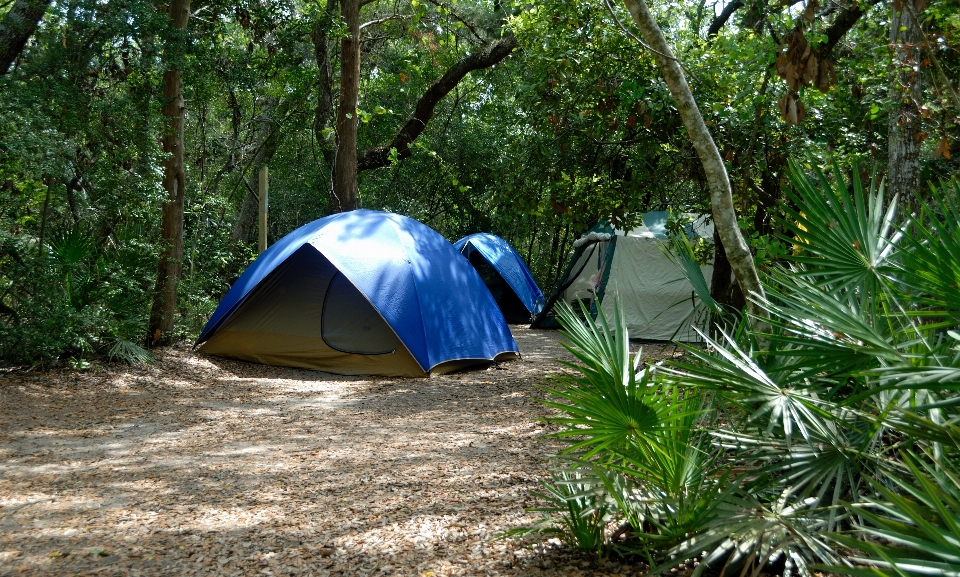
[258,166,268,254]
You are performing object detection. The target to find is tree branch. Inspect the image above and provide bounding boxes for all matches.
[422,0,486,43]
[603,0,689,71]
[0,0,52,76]
[621,0,766,320]
[357,34,518,171]
[707,0,743,37]
[817,0,881,57]
[360,14,409,30]
[904,0,960,116]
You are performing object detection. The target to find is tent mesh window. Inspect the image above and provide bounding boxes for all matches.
[321,271,399,355]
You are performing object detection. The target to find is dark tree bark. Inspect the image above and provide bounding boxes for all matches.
[0,0,52,76]
[312,0,339,211]
[331,0,361,213]
[357,35,518,171]
[707,0,742,37]
[817,0,881,57]
[148,0,191,346]
[709,229,745,320]
[887,0,923,207]
[36,177,52,258]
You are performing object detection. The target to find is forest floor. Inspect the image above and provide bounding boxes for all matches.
[0,327,686,577]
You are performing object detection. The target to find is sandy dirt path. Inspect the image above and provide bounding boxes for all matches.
[0,327,681,577]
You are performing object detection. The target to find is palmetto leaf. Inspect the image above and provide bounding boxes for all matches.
[664,234,718,309]
[713,410,894,532]
[506,467,611,553]
[542,300,735,553]
[760,271,905,367]
[896,179,960,318]
[823,452,960,577]
[50,227,96,266]
[781,159,901,301]
[661,490,846,577]
[542,301,698,472]
[107,338,154,365]
[665,328,837,448]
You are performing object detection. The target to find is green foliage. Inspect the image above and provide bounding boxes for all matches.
[524,300,732,559]
[825,449,960,577]
[0,0,956,369]
[528,162,960,576]
[507,467,611,554]
[107,339,154,365]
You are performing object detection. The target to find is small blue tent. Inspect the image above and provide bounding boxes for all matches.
[197,210,519,376]
[453,233,545,323]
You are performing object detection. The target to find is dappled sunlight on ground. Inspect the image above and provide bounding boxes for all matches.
[0,327,672,576]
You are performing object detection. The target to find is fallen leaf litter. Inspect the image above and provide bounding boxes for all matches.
[0,326,685,576]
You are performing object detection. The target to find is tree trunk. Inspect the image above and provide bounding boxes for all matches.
[887,0,922,207]
[332,0,360,213]
[0,0,52,77]
[709,230,745,321]
[312,0,338,209]
[148,0,190,346]
[36,177,52,259]
[230,97,283,246]
[621,0,765,319]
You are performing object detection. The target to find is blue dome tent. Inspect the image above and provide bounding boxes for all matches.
[197,210,519,376]
[453,233,545,323]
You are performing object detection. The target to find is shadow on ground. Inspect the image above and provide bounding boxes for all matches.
[1,327,666,576]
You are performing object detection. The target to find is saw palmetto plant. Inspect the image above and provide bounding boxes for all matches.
[524,161,960,576]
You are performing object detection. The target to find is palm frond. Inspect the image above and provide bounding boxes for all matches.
[782,159,901,302]
[107,338,154,365]
[664,328,839,448]
[822,452,960,577]
[505,467,611,553]
[896,178,960,318]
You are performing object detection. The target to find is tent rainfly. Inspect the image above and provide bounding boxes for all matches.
[453,233,545,323]
[196,210,519,376]
[532,212,714,341]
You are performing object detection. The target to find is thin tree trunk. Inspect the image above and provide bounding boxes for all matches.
[887,0,922,207]
[554,224,570,286]
[36,177,52,259]
[0,0,52,77]
[312,0,338,210]
[526,216,538,264]
[148,0,190,346]
[621,0,764,319]
[332,0,360,213]
[547,223,561,286]
[230,97,282,245]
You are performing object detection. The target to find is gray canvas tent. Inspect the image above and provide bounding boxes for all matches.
[532,212,714,341]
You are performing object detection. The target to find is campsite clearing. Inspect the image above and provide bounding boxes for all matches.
[0,327,684,577]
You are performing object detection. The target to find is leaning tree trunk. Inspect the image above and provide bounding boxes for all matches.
[148,0,191,346]
[887,0,923,208]
[0,0,52,77]
[331,0,360,213]
[621,0,764,318]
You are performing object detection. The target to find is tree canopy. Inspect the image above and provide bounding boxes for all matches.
[0,0,958,362]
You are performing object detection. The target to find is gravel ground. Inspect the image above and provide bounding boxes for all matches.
[0,327,684,577]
